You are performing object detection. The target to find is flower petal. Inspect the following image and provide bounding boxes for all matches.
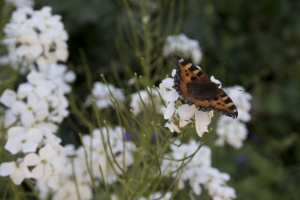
[5,138,22,154]
[162,78,174,89]
[31,164,45,179]
[10,167,25,185]
[19,162,32,178]
[0,89,16,107]
[7,126,25,138]
[177,104,196,120]
[17,83,32,99]
[210,76,222,88]
[22,140,38,153]
[195,110,211,125]
[164,101,175,119]
[26,128,43,143]
[163,90,179,101]
[195,121,208,137]
[20,110,35,127]
[0,162,16,176]
[24,153,41,166]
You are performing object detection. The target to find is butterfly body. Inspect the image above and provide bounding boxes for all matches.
[172,55,238,118]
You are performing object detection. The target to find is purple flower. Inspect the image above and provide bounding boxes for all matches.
[151,133,156,142]
[124,131,131,141]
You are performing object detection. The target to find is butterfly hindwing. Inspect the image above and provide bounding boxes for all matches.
[209,89,238,117]
[172,55,238,119]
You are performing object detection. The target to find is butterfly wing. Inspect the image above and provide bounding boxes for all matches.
[173,55,211,97]
[172,55,238,119]
[209,89,238,118]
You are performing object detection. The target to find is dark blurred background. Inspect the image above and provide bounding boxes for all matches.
[31,0,300,199]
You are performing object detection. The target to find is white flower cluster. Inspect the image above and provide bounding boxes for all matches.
[161,140,236,199]
[0,6,75,191]
[163,34,202,65]
[0,124,66,188]
[85,81,125,109]
[159,71,213,137]
[52,127,136,200]
[2,6,68,73]
[130,87,165,115]
[0,67,75,128]
[215,86,252,149]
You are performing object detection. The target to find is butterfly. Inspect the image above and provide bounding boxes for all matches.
[172,55,238,119]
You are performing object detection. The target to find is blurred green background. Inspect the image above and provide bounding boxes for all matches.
[2,0,300,199]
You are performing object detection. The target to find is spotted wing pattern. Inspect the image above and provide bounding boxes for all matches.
[172,55,238,119]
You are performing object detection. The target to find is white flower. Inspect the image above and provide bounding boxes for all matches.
[178,104,212,137]
[38,63,76,94]
[2,6,69,73]
[76,127,135,184]
[161,140,236,199]
[48,88,69,123]
[1,86,50,127]
[0,89,18,107]
[159,78,178,119]
[130,87,165,115]
[215,116,248,149]
[24,143,66,190]
[215,86,252,148]
[17,70,56,99]
[85,82,125,109]
[0,159,32,185]
[3,110,17,128]
[64,144,77,157]
[13,92,49,126]
[4,126,43,154]
[52,180,92,200]
[223,86,252,122]
[163,34,202,64]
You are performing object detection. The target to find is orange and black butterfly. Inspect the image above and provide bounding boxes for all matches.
[172,55,238,119]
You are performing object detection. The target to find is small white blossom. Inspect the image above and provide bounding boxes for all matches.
[85,82,125,109]
[24,143,66,190]
[0,159,32,185]
[163,34,202,64]
[161,140,236,199]
[77,127,135,184]
[130,87,165,115]
[11,92,49,127]
[215,116,248,149]
[38,63,75,94]
[2,6,68,73]
[4,126,43,154]
[17,70,56,99]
